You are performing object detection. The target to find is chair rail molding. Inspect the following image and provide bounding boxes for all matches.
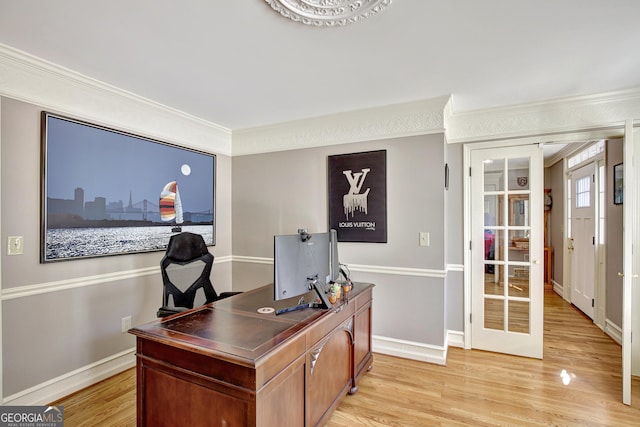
[1,255,232,300]
[232,255,446,278]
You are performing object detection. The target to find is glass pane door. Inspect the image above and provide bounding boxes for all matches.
[471,145,543,359]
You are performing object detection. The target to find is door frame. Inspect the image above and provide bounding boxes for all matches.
[563,152,606,327]
[623,120,639,405]
[463,125,636,405]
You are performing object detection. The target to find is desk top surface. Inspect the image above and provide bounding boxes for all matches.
[130,282,373,365]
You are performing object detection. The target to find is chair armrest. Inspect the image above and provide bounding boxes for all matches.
[217,291,242,300]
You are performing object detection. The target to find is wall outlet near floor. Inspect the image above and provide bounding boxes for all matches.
[121,316,132,333]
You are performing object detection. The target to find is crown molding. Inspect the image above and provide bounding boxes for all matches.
[232,96,449,156]
[445,88,640,144]
[0,43,232,156]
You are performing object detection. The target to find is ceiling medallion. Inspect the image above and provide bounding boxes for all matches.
[264,0,392,26]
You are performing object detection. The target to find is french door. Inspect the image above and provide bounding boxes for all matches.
[471,144,544,359]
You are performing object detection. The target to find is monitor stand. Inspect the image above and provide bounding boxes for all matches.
[275,277,333,315]
[310,277,333,310]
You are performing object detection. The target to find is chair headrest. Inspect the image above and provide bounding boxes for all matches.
[165,232,209,261]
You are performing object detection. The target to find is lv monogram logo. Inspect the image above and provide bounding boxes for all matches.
[342,168,371,219]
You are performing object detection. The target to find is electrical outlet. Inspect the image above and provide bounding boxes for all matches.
[7,236,24,255]
[121,316,132,333]
[419,232,429,247]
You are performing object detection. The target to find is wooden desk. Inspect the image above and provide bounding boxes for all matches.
[129,282,374,427]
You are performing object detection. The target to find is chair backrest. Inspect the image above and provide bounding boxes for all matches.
[160,232,217,313]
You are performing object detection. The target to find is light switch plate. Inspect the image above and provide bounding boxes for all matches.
[419,232,429,247]
[122,316,132,333]
[8,236,24,255]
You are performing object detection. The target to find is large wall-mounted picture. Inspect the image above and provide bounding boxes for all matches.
[41,112,215,262]
[328,150,387,243]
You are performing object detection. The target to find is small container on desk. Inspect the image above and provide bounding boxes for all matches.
[327,283,342,305]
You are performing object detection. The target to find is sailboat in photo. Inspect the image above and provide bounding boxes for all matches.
[159,181,183,232]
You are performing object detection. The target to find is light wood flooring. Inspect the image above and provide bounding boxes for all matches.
[53,290,640,426]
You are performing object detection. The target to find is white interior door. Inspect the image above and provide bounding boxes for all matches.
[471,144,544,359]
[569,163,596,318]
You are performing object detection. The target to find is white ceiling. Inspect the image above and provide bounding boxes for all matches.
[1,1,640,131]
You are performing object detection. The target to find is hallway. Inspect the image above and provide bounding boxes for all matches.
[327,289,640,426]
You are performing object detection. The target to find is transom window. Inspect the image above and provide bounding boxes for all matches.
[568,140,605,169]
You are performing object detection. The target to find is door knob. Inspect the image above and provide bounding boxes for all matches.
[618,272,639,278]
[533,260,540,264]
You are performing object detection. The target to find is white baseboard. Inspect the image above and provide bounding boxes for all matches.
[372,330,464,366]
[447,330,465,348]
[552,280,563,297]
[372,335,447,365]
[605,319,623,345]
[3,348,136,405]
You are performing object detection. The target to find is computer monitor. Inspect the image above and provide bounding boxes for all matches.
[273,229,336,314]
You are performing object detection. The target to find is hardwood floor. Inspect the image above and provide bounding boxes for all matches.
[53,290,640,426]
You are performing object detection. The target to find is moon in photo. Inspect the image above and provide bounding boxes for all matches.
[181,164,191,176]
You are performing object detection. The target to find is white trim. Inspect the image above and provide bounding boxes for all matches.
[1,256,232,301]
[0,43,232,156]
[552,280,564,297]
[2,267,159,301]
[463,143,472,350]
[446,88,640,144]
[605,319,623,345]
[0,255,448,302]
[447,264,464,272]
[232,96,449,156]
[373,335,446,365]
[214,255,233,264]
[231,256,448,278]
[232,255,274,265]
[348,263,446,278]
[2,348,135,406]
[622,118,635,405]
[446,330,464,349]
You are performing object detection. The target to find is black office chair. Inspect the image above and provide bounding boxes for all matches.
[157,232,240,318]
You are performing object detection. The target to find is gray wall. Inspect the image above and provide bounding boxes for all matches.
[0,97,233,397]
[546,160,565,285]
[445,143,464,333]
[606,138,624,327]
[232,134,458,346]
[1,98,465,399]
